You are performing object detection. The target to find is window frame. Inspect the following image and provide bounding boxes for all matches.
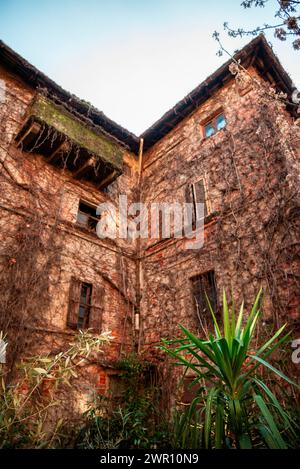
[186,175,212,229]
[77,282,92,330]
[202,111,227,139]
[67,277,104,333]
[191,176,211,220]
[76,199,100,232]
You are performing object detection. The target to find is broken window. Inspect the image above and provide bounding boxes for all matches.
[203,112,226,138]
[191,271,218,323]
[67,277,104,331]
[78,282,92,329]
[185,179,209,229]
[76,200,100,232]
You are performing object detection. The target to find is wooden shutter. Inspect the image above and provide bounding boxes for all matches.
[193,180,208,218]
[185,184,195,230]
[185,183,193,204]
[67,277,81,329]
[89,285,104,333]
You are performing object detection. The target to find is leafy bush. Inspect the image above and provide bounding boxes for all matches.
[77,354,170,449]
[161,289,300,449]
[0,330,112,448]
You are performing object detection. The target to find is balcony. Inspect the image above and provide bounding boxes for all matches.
[15,95,123,189]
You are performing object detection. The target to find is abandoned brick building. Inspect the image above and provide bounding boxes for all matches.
[0,35,299,413]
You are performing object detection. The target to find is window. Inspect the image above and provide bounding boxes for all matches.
[77,282,92,329]
[203,112,226,138]
[185,179,209,228]
[67,277,104,331]
[76,200,100,231]
[191,271,218,323]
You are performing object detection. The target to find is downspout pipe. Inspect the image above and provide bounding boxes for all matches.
[135,138,144,352]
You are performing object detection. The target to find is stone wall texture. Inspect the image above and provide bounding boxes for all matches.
[0,56,299,417]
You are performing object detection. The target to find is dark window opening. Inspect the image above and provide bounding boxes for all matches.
[76,200,100,231]
[77,282,92,329]
[67,277,104,332]
[185,179,208,229]
[191,271,218,324]
[204,113,226,138]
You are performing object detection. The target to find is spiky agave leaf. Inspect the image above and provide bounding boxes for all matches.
[160,289,298,449]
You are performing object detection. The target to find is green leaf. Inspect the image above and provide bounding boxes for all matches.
[255,323,287,357]
[204,387,219,448]
[222,290,231,349]
[178,325,216,363]
[254,394,287,449]
[235,301,244,339]
[215,397,224,449]
[205,292,221,339]
[252,378,294,433]
[251,355,298,386]
[33,367,47,374]
[257,423,278,449]
[238,433,252,449]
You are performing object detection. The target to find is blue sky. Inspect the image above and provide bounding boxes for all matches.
[0,0,299,135]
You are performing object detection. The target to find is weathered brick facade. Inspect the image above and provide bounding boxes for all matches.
[0,35,299,415]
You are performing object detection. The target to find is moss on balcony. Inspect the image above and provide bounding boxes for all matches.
[30,96,124,171]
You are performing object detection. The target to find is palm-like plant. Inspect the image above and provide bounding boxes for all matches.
[161,289,299,449]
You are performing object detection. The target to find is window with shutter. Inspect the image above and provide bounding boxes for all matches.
[67,277,82,329]
[67,278,92,330]
[89,285,104,334]
[192,179,208,218]
[191,271,218,323]
[185,179,209,229]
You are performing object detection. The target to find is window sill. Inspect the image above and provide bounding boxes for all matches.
[75,222,98,237]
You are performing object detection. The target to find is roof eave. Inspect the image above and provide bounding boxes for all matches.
[140,34,295,151]
[0,40,140,154]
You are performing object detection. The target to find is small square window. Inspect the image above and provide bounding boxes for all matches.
[203,112,226,139]
[76,200,100,232]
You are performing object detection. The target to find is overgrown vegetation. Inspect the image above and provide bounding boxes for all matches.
[0,290,299,449]
[161,289,300,449]
[76,354,169,449]
[0,330,112,448]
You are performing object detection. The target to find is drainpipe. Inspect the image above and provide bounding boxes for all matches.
[135,138,144,352]
[137,137,144,185]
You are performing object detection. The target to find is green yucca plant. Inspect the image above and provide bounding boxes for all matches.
[161,289,299,449]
